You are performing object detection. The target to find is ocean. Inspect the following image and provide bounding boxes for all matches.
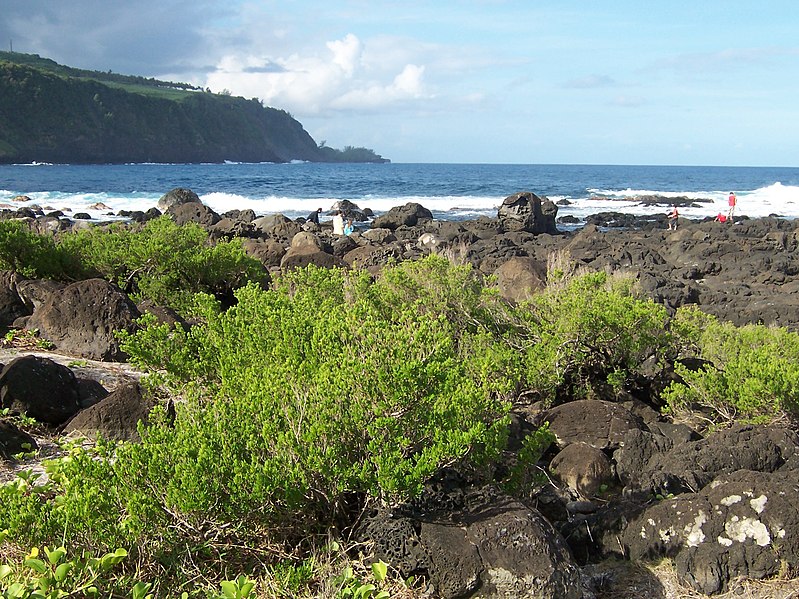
[1,162,798,225]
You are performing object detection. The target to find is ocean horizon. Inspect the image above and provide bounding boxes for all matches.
[2,161,798,225]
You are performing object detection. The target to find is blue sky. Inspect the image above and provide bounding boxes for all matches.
[3,1,798,165]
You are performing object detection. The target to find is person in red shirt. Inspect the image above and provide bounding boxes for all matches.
[667,205,679,230]
[727,192,737,221]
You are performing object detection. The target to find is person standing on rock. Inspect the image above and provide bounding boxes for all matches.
[727,192,737,222]
[667,205,679,230]
[307,207,322,225]
[332,210,344,235]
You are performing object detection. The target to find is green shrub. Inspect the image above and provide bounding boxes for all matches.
[59,216,266,312]
[0,220,78,279]
[513,271,674,405]
[663,306,799,424]
[119,260,516,525]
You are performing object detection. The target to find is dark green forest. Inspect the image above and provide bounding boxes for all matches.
[0,52,388,164]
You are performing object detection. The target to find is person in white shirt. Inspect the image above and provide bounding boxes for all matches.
[332,210,344,235]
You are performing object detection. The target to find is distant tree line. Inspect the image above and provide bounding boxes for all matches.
[317,141,390,163]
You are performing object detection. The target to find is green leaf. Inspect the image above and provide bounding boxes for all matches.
[220,580,238,599]
[6,582,27,598]
[99,547,128,570]
[354,583,376,598]
[131,581,153,599]
[44,546,67,565]
[0,564,12,579]
[371,560,388,582]
[54,562,72,582]
[24,557,47,574]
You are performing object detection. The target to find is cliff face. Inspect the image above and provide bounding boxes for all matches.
[0,55,327,164]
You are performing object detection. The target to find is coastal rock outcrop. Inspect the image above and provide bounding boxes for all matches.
[615,423,799,497]
[372,202,433,230]
[157,187,202,212]
[167,201,222,227]
[497,191,559,235]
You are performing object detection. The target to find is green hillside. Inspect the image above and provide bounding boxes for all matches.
[0,52,388,164]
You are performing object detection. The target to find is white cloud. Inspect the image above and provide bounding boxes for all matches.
[332,64,427,111]
[327,34,361,78]
[204,34,430,116]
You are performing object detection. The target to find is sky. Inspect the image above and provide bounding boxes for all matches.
[2,0,798,166]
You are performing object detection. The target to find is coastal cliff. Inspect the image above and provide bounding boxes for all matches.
[0,52,389,164]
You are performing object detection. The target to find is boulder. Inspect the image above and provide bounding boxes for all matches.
[624,470,799,595]
[550,441,614,498]
[0,355,81,425]
[280,232,340,269]
[30,216,71,235]
[355,508,432,582]
[242,238,286,268]
[372,203,433,230]
[64,383,153,442]
[544,399,648,450]
[253,214,302,241]
[208,217,256,239]
[330,200,370,222]
[620,423,799,496]
[290,231,323,251]
[15,279,67,312]
[76,377,110,409]
[331,234,359,258]
[26,278,141,361]
[417,232,443,253]
[117,207,162,223]
[157,187,201,211]
[497,191,558,234]
[614,428,675,490]
[361,228,396,244]
[494,256,546,303]
[0,271,30,327]
[0,420,37,459]
[221,209,256,222]
[167,202,221,227]
[357,496,582,599]
[343,244,403,272]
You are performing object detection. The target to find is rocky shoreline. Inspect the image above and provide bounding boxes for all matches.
[2,189,799,598]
